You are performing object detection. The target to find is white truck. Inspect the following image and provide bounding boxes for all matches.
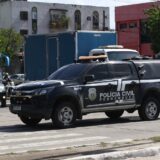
[89,45,140,61]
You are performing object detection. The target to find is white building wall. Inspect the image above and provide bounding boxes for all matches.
[0,2,12,28]
[11,2,30,33]
[0,1,110,35]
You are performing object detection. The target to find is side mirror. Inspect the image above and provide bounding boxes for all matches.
[139,70,146,78]
[84,75,95,83]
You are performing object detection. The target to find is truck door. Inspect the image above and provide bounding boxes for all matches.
[82,64,119,109]
[109,62,139,107]
[46,37,59,76]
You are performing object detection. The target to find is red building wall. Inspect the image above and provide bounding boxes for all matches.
[115,2,160,57]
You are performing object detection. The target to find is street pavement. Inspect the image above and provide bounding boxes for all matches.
[0,107,160,159]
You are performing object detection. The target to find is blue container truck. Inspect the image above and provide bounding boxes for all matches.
[25,31,117,80]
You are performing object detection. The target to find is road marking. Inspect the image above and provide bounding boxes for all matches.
[0,133,82,144]
[0,130,58,137]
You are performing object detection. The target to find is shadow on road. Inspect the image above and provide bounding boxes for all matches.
[0,116,153,133]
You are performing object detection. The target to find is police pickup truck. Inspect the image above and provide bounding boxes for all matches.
[9,56,160,128]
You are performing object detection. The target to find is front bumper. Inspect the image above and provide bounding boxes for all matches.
[9,95,52,119]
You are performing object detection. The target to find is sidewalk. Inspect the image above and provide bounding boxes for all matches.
[66,142,160,160]
[1,137,160,160]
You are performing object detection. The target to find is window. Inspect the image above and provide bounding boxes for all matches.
[74,10,81,30]
[87,64,110,80]
[20,29,28,35]
[93,11,99,30]
[49,9,68,29]
[20,11,28,20]
[48,64,88,80]
[140,63,160,80]
[140,20,151,43]
[32,7,38,34]
[129,22,137,28]
[32,7,37,20]
[119,23,127,30]
[107,51,139,61]
[110,64,132,78]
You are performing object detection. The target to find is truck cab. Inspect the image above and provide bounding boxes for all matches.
[89,45,140,61]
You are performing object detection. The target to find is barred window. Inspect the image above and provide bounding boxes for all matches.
[75,10,81,30]
[20,11,28,20]
[93,11,99,30]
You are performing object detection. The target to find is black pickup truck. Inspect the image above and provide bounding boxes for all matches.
[9,59,160,128]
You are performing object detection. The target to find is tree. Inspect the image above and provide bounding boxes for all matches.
[0,28,23,60]
[145,4,160,54]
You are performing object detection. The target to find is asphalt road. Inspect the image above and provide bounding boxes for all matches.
[0,107,160,159]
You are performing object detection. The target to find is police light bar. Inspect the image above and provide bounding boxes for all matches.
[79,55,107,61]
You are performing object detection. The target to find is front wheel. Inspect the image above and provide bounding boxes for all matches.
[105,110,124,119]
[19,116,42,126]
[52,102,77,128]
[138,97,160,120]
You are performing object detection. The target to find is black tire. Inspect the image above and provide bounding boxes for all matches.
[105,110,124,119]
[19,116,42,126]
[138,97,160,120]
[52,102,77,128]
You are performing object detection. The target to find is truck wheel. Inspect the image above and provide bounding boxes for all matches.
[19,116,42,126]
[105,110,124,119]
[138,97,160,120]
[52,102,77,128]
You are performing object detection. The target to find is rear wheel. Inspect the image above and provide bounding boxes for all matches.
[19,116,42,126]
[52,102,77,128]
[138,97,160,120]
[105,110,124,119]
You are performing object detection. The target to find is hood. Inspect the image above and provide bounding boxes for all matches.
[15,80,64,91]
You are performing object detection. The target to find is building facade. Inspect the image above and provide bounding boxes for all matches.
[115,1,160,56]
[0,0,110,35]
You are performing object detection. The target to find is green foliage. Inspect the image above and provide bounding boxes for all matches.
[145,5,160,54]
[0,28,23,58]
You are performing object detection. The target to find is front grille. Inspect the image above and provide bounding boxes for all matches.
[11,97,32,105]
[11,90,35,97]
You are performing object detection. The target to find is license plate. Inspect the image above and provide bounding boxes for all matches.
[13,105,21,111]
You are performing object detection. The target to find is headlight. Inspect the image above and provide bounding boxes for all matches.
[34,86,56,96]
[39,89,47,95]
[34,89,47,96]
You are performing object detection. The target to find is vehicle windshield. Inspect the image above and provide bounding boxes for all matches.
[48,64,88,80]
[107,51,140,61]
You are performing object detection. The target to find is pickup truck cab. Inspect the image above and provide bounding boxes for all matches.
[9,57,160,128]
[89,45,140,61]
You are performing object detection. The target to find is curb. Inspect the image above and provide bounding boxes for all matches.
[66,146,160,160]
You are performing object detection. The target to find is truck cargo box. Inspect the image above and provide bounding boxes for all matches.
[25,31,117,80]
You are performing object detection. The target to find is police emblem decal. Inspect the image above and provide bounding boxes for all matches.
[88,88,97,101]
